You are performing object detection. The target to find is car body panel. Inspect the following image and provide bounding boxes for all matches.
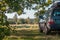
[50,24,60,30]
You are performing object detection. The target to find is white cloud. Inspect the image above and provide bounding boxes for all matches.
[5,8,37,19]
[5,12,17,18]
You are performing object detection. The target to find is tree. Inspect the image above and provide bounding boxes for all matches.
[34,0,52,17]
[26,17,30,24]
[20,19,26,24]
[0,0,52,13]
[13,14,17,24]
[48,0,52,4]
[34,18,39,24]
[0,0,52,16]
[34,0,52,24]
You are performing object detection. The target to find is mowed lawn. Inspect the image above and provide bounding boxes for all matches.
[3,24,60,40]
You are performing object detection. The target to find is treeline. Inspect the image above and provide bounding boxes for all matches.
[8,18,39,24]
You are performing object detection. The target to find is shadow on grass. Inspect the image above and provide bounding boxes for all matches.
[4,30,60,40]
[3,30,46,40]
[47,31,60,36]
[11,30,45,36]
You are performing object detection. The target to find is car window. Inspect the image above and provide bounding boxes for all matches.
[53,9,60,16]
[54,11,60,16]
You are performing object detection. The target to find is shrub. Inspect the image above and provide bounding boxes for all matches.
[0,26,11,40]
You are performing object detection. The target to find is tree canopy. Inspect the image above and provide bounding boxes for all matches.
[34,0,52,17]
[0,0,52,15]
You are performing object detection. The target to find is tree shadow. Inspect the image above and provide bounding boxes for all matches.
[11,30,45,36]
[10,30,50,40]
[46,31,60,36]
[7,30,60,40]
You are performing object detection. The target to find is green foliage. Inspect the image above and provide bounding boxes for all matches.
[20,19,26,24]
[48,0,52,4]
[40,9,46,15]
[0,0,52,14]
[33,18,39,24]
[26,17,30,24]
[35,9,46,17]
[0,1,7,12]
[0,13,8,26]
[4,27,11,36]
[0,0,52,29]
[0,12,10,40]
[0,26,11,40]
[34,0,52,17]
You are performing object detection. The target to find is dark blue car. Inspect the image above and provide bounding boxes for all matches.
[39,2,60,34]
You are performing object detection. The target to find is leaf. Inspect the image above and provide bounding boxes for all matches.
[1,7,6,11]
[0,1,2,4]
[17,10,22,15]
[48,0,52,4]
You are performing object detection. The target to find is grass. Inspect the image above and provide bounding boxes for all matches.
[16,26,30,28]
[3,36,60,40]
[3,25,60,40]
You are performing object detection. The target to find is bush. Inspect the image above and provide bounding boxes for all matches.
[0,26,11,40]
[4,27,11,36]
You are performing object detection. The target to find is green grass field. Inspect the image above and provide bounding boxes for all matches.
[3,25,60,40]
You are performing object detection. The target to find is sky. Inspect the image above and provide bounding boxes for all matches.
[5,4,37,19]
[5,9,37,19]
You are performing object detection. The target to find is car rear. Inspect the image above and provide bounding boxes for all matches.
[49,7,60,31]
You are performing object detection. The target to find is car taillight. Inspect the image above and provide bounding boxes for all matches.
[48,19,54,25]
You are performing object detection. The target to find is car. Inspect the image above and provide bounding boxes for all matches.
[39,2,60,34]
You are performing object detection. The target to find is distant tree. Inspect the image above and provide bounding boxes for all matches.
[26,17,30,24]
[13,14,17,24]
[34,18,39,24]
[21,19,26,24]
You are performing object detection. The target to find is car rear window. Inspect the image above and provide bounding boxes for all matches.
[53,9,60,16]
